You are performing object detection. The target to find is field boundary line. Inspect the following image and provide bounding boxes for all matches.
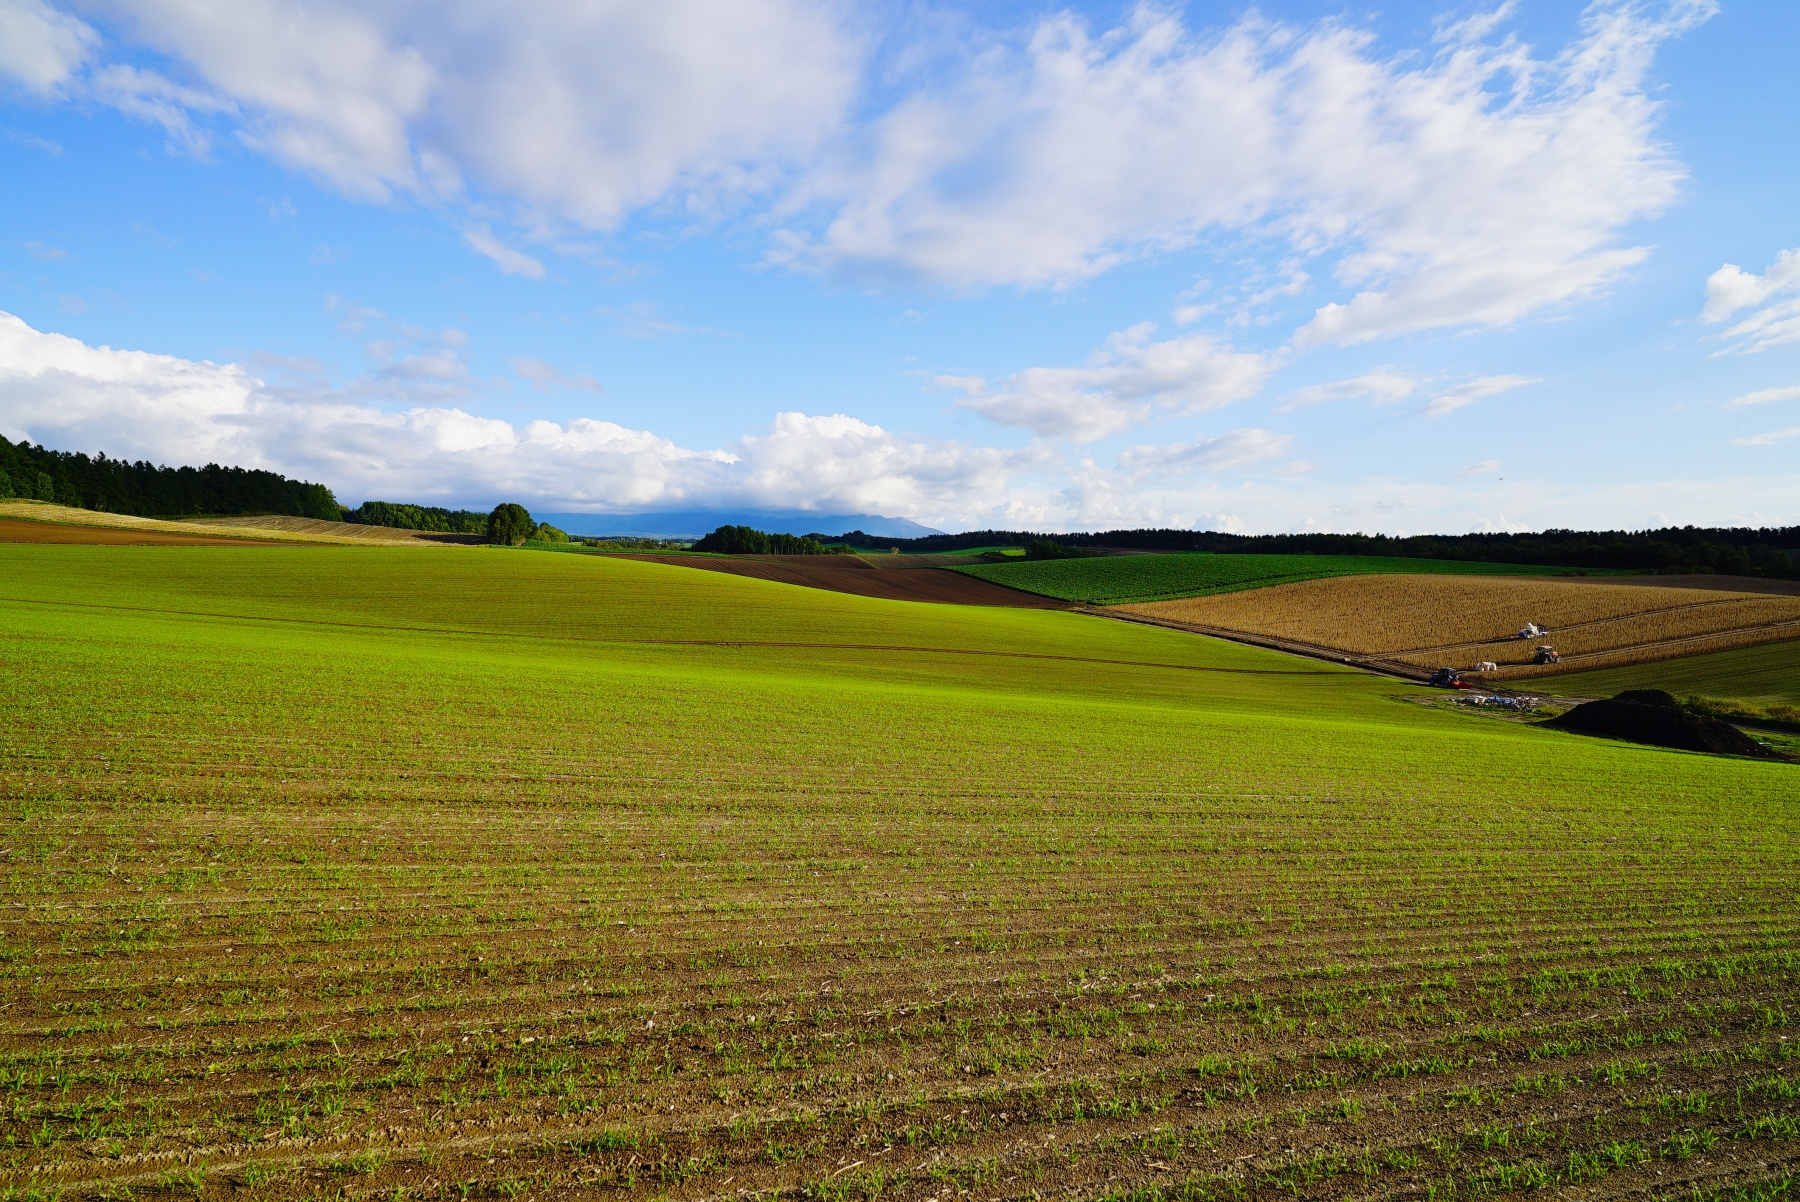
[1080,606,1430,682]
[0,595,1343,676]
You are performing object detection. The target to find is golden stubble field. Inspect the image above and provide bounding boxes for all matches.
[1117,575,1800,677]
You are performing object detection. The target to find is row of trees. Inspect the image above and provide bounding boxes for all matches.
[0,435,340,519]
[692,524,833,555]
[343,501,489,534]
[835,525,1800,579]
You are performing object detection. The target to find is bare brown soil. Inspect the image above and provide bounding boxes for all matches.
[619,553,1070,607]
[1117,574,1800,679]
[0,516,293,546]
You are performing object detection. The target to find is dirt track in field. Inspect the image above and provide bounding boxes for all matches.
[0,516,294,546]
[619,553,1070,607]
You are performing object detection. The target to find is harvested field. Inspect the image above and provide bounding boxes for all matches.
[615,552,1068,607]
[1,545,1797,1201]
[0,501,462,547]
[188,514,482,544]
[1119,574,1800,678]
[1585,574,1800,598]
[956,552,1604,605]
[0,516,292,546]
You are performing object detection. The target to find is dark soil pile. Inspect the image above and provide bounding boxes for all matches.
[1548,690,1782,759]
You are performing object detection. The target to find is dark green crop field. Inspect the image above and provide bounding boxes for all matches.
[1550,639,1800,707]
[953,553,1595,605]
[0,544,1796,1202]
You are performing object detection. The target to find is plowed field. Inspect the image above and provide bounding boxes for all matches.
[1119,574,1800,678]
[2,546,1797,1202]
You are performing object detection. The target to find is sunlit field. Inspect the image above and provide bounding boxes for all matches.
[2,546,1796,1201]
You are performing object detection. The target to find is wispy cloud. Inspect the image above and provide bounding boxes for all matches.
[1277,371,1416,412]
[463,225,546,280]
[1424,375,1539,417]
[1702,247,1800,354]
[511,356,602,394]
[1728,425,1800,447]
[1725,384,1800,409]
[1457,460,1501,477]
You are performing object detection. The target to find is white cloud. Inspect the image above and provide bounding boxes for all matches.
[510,356,601,394]
[782,2,1702,349]
[1457,459,1501,477]
[89,63,233,155]
[0,310,1029,516]
[1424,374,1539,417]
[1115,429,1293,476]
[0,0,96,95]
[1702,247,1800,354]
[1728,426,1800,448]
[463,225,545,279]
[80,0,857,223]
[1277,370,1417,412]
[938,323,1274,443]
[1726,385,1800,410]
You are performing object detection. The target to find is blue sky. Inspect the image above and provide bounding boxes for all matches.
[1,0,1797,533]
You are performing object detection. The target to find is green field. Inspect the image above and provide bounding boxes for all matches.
[1551,638,1800,707]
[1,544,1797,1201]
[954,552,1596,605]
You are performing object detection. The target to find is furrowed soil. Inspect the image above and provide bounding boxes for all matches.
[2,545,1797,1202]
[1119,574,1800,679]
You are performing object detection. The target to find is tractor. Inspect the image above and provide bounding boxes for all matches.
[1428,667,1472,688]
[1532,645,1561,665]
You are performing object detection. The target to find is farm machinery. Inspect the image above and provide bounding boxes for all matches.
[1532,645,1561,664]
[1428,667,1474,689]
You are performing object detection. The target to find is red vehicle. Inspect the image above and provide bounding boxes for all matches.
[1428,667,1473,689]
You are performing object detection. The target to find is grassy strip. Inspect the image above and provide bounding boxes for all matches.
[954,552,1613,605]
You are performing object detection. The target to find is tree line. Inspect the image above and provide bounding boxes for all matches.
[0,434,340,520]
[342,500,489,534]
[692,524,834,555]
[835,525,1800,579]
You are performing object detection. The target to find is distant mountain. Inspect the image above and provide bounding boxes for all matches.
[533,510,944,539]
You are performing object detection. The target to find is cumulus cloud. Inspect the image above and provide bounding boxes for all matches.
[0,310,1029,515]
[782,2,1702,347]
[1726,385,1800,409]
[1703,248,1800,354]
[1114,429,1293,476]
[1424,374,1539,417]
[1277,370,1417,412]
[0,0,96,95]
[938,323,1274,443]
[77,0,857,223]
